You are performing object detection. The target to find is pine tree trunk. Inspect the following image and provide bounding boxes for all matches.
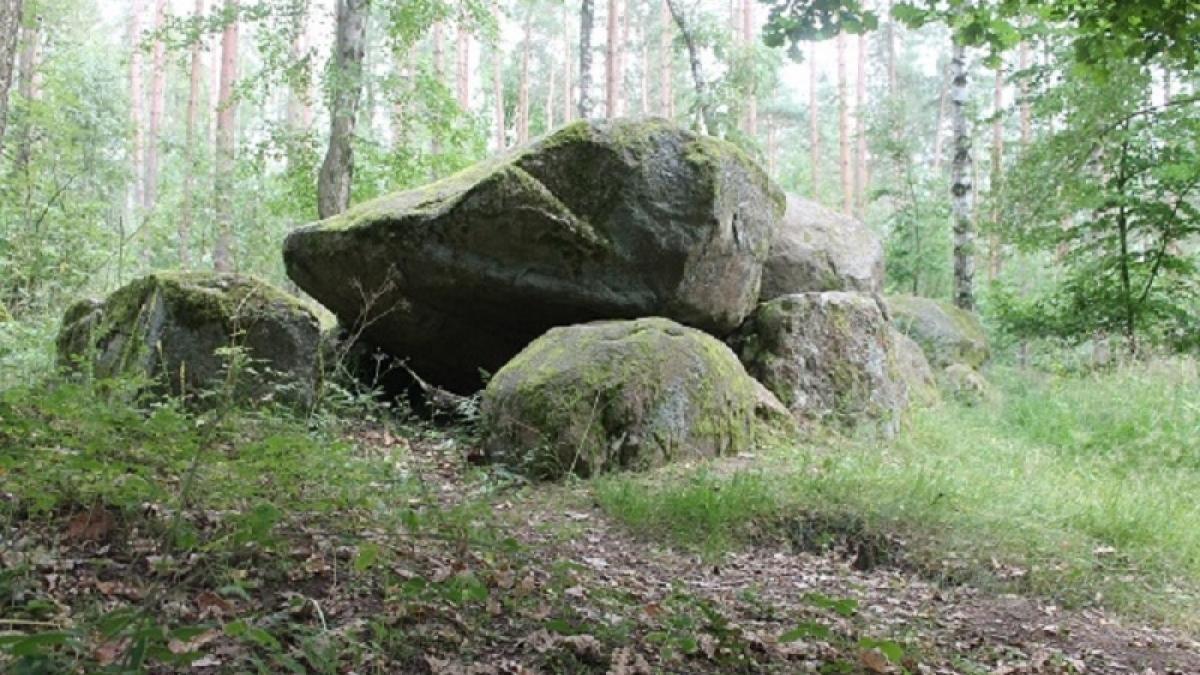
[286,5,310,134]
[208,2,220,150]
[0,0,24,159]
[837,33,852,215]
[317,0,368,219]
[430,22,444,163]
[181,0,204,269]
[659,0,672,117]
[128,0,145,216]
[547,62,556,131]
[741,0,755,137]
[144,0,167,212]
[518,15,530,143]
[493,41,505,149]
[606,0,618,118]
[950,43,974,310]
[212,0,239,271]
[809,44,819,199]
[562,3,572,123]
[456,22,470,109]
[578,0,594,118]
[618,0,627,116]
[855,32,867,216]
[639,33,648,116]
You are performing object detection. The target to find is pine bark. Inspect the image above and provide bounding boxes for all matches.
[286,4,312,134]
[547,60,556,131]
[518,15,530,143]
[606,0,618,118]
[837,33,852,215]
[741,0,755,136]
[129,0,146,215]
[181,0,205,269]
[562,3,572,123]
[950,43,974,310]
[317,0,368,219]
[659,0,672,117]
[493,40,505,149]
[578,0,594,118]
[0,0,24,158]
[145,0,167,211]
[932,69,948,173]
[212,0,239,271]
[855,32,867,216]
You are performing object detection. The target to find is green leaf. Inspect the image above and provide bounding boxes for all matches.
[354,542,381,572]
[779,621,832,642]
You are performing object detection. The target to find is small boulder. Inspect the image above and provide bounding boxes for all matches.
[886,294,989,369]
[891,330,940,407]
[759,194,884,301]
[56,272,321,406]
[941,364,993,406]
[285,118,785,392]
[480,318,771,478]
[736,292,907,434]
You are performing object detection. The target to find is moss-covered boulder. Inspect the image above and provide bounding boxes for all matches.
[480,318,774,478]
[736,292,907,434]
[886,294,990,369]
[284,118,785,392]
[759,195,884,301]
[941,363,993,406]
[56,272,321,406]
[892,329,940,407]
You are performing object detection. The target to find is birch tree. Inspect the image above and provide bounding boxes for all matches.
[950,43,974,310]
[317,0,369,219]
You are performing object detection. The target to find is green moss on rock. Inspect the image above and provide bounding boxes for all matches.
[886,294,990,369]
[56,272,321,407]
[480,317,775,479]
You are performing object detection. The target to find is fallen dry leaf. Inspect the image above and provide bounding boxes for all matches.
[65,506,115,542]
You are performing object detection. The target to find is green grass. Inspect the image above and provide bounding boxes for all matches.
[595,359,1200,628]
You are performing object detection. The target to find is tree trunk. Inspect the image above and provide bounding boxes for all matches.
[208,2,220,149]
[659,0,672,117]
[0,0,24,158]
[639,31,648,115]
[741,0,756,136]
[128,0,145,216]
[563,3,572,123]
[286,4,311,135]
[766,115,777,176]
[578,0,594,118]
[212,0,239,272]
[144,0,167,212]
[932,70,948,173]
[317,0,368,220]
[988,61,1004,281]
[430,22,444,164]
[606,0,618,118]
[618,0,627,116]
[493,40,505,150]
[518,15,530,143]
[181,0,204,269]
[855,32,867,216]
[950,43,974,310]
[546,60,556,131]
[837,33,852,215]
[456,22,470,109]
[664,0,711,134]
[809,44,819,199]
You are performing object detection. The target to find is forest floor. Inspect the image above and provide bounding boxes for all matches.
[2,362,1199,673]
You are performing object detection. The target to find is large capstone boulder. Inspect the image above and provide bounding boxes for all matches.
[759,194,884,301]
[285,119,785,392]
[56,272,320,406]
[891,329,940,407]
[736,292,907,434]
[886,294,990,369]
[480,317,775,478]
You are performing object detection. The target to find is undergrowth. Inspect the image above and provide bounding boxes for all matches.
[595,359,1200,629]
